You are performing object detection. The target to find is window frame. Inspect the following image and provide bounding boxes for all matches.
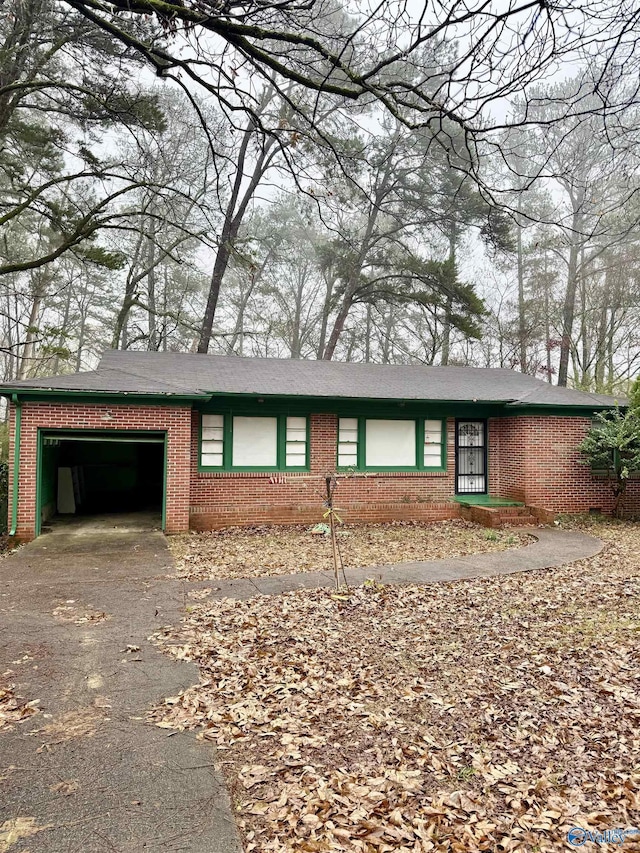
[336,416,447,472]
[198,412,310,472]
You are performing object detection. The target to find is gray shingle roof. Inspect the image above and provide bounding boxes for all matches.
[1,366,202,396]
[0,350,623,408]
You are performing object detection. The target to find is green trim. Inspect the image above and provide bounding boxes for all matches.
[200,395,506,419]
[453,495,523,506]
[198,412,311,472]
[35,429,43,537]
[207,391,511,403]
[455,418,489,496]
[1,387,613,417]
[40,432,164,443]
[199,395,613,421]
[506,404,615,416]
[440,418,448,472]
[9,397,21,536]
[39,428,165,437]
[336,415,447,473]
[207,390,615,414]
[162,434,167,532]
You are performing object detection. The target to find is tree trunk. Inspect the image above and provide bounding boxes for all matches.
[441,226,457,367]
[557,242,580,386]
[146,225,158,350]
[316,274,335,359]
[517,226,527,372]
[290,272,304,359]
[197,239,232,354]
[557,208,582,387]
[75,309,86,372]
[594,301,608,391]
[161,267,169,351]
[18,269,46,379]
[606,308,616,392]
[364,304,372,362]
[543,250,553,383]
[52,286,71,374]
[579,246,589,388]
[112,232,144,349]
[440,296,452,366]
[322,294,353,361]
[197,102,278,354]
[4,284,15,380]
[322,160,390,361]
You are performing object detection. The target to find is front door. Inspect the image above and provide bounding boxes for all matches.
[455,420,487,494]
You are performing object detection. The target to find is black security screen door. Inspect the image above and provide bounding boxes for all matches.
[456,420,487,494]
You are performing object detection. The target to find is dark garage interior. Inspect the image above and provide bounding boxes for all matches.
[39,433,164,524]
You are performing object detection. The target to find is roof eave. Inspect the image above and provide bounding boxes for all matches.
[0,387,210,401]
[506,400,618,411]
[203,390,518,404]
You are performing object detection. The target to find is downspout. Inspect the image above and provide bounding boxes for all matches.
[9,394,21,536]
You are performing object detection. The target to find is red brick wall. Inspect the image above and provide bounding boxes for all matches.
[189,413,459,528]
[491,415,640,514]
[11,403,636,540]
[488,417,526,503]
[8,402,192,539]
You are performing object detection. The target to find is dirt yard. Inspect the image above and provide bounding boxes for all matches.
[151,518,640,852]
[168,519,530,580]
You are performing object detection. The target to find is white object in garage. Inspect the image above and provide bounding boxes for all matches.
[57,467,76,513]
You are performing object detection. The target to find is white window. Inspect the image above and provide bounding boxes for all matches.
[337,417,445,470]
[424,419,444,468]
[285,416,307,467]
[365,419,416,467]
[200,414,308,471]
[232,416,278,467]
[338,417,358,467]
[200,413,309,469]
[200,414,224,467]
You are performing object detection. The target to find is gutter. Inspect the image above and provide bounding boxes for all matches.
[9,394,21,536]
[505,401,618,411]
[0,388,209,402]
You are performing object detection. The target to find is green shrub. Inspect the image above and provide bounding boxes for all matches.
[579,406,640,517]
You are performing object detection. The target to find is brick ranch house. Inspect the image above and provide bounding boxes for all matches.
[0,350,634,540]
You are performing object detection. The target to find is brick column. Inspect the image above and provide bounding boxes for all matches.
[309,413,338,473]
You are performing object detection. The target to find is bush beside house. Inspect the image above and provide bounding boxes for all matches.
[579,377,640,517]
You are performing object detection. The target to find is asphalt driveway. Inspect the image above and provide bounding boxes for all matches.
[0,520,241,853]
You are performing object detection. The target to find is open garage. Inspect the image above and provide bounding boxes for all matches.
[37,430,166,533]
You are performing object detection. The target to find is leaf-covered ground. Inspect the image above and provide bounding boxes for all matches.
[0,682,39,730]
[169,520,529,580]
[151,519,640,852]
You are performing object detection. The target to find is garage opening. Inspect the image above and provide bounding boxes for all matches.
[38,431,165,533]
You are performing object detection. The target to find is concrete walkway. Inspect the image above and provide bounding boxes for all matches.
[204,526,604,599]
[0,527,242,853]
[0,523,603,853]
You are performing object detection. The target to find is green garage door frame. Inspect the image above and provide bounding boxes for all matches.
[35,428,168,537]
